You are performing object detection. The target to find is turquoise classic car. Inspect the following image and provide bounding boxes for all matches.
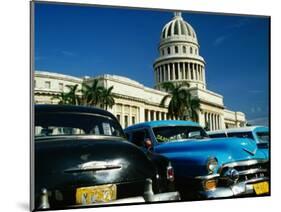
[124,121,269,200]
[207,126,269,158]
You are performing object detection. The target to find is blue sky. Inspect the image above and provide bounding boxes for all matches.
[34,2,270,126]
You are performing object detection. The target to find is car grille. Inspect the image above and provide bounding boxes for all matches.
[218,159,269,186]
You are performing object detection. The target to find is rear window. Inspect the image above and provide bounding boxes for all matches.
[227,132,254,140]
[35,112,125,138]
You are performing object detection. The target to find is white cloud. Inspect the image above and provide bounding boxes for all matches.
[213,35,228,46]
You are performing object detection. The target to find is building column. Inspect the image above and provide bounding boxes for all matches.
[212,114,215,131]
[162,65,165,82]
[190,63,194,80]
[210,113,214,131]
[147,109,150,121]
[217,114,220,130]
[203,67,206,84]
[198,110,205,127]
[164,64,167,81]
[167,63,170,81]
[196,64,199,81]
[198,64,202,81]
[204,112,208,129]
[207,113,211,130]
[172,63,175,80]
[200,65,203,81]
[192,63,195,80]
[213,113,216,130]
[183,62,186,79]
[187,63,190,80]
[159,66,163,83]
[139,107,144,123]
[216,114,219,130]
[178,62,181,80]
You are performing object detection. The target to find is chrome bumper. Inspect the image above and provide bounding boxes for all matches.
[38,179,180,210]
[198,177,269,199]
[93,191,180,204]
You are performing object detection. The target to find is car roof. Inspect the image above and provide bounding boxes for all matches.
[125,120,200,131]
[207,126,268,135]
[35,104,117,120]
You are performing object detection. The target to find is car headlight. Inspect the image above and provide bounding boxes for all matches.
[206,157,218,174]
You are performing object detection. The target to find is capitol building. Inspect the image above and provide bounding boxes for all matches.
[34,12,246,130]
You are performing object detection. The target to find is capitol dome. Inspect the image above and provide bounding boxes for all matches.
[153,11,206,90]
[161,12,197,43]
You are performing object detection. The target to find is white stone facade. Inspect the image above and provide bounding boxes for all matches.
[34,12,246,129]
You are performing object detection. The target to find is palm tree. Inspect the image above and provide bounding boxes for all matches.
[160,82,190,119]
[65,84,80,105]
[100,86,115,110]
[80,79,103,106]
[186,93,200,122]
[160,82,200,121]
[52,92,70,105]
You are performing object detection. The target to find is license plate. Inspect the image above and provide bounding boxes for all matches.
[76,184,117,205]
[253,181,269,195]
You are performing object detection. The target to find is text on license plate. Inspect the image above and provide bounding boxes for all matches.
[253,181,269,195]
[76,184,117,205]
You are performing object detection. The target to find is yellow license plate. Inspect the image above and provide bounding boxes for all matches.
[76,184,117,205]
[253,181,269,195]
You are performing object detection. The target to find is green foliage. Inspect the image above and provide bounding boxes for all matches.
[160,82,200,122]
[53,79,116,109]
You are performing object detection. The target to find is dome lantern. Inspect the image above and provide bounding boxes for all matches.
[154,11,206,90]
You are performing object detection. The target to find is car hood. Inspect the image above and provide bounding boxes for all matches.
[35,136,155,191]
[153,137,267,177]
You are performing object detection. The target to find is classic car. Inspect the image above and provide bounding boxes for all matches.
[124,120,269,200]
[207,126,269,158]
[33,105,180,210]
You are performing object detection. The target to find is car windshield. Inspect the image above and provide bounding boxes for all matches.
[256,131,269,144]
[152,125,208,143]
[35,112,125,139]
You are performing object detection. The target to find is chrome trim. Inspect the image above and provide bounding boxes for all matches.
[242,176,269,184]
[199,176,269,199]
[195,173,220,180]
[238,168,267,176]
[35,135,126,142]
[220,159,268,170]
[38,188,50,209]
[143,178,180,202]
[65,161,122,173]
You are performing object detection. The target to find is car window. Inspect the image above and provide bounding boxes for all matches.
[35,112,125,138]
[256,132,269,144]
[209,133,227,138]
[152,126,208,143]
[227,132,254,140]
[131,130,147,147]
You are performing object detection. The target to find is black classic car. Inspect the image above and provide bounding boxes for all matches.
[33,105,180,210]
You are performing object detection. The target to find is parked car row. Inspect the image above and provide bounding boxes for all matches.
[124,121,269,200]
[207,126,269,158]
[34,105,269,210]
